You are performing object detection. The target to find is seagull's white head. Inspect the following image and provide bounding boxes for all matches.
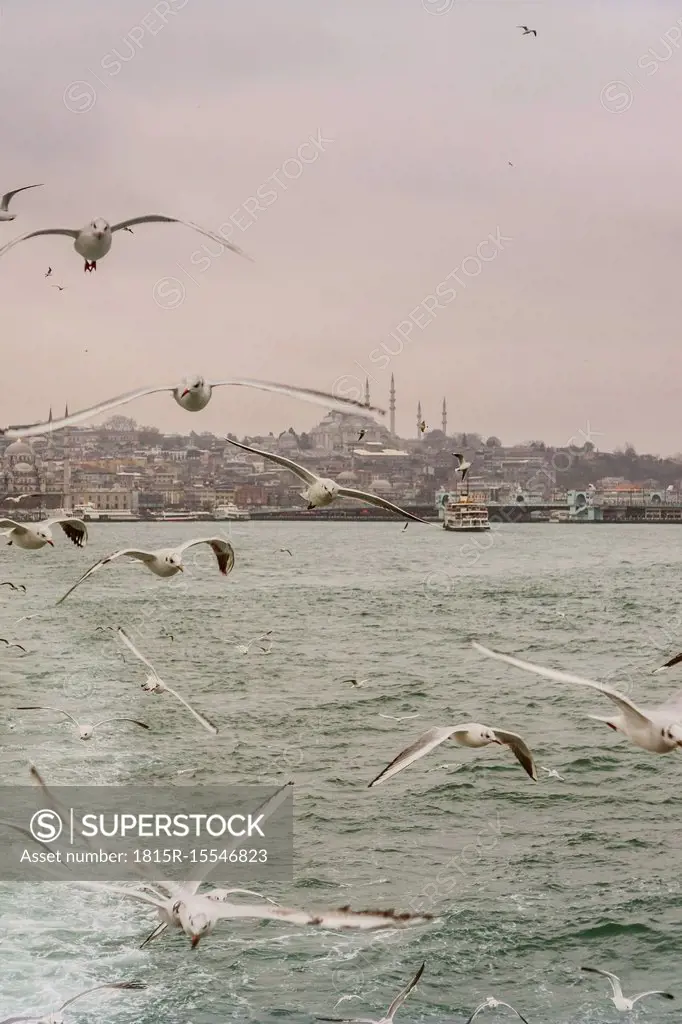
[36,526,54,546]
[79,724,93,740]
[166,552,184,572]
[180,374,206,398]
[174,900,213,947]
[89,218,111,241]
[661,724,682,747]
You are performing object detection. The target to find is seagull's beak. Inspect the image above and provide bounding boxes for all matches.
[47,539,54,547]
[176,564,184,572]
[190,934,201,948]
[181,388,190,398]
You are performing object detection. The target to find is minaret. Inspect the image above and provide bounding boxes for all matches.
[389,374,396,436]
[417,401,422,438]
[64,403,69,418]
[364,377,371,408]
[48,407,53,423]
[442,397,447,436]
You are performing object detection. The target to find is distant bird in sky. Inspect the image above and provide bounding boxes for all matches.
[317,962,425,1024]
[357,428,367,441]
[419,420,427,433]
[0,376,385,438]
[44,266,52,277]
[581,967,674,1012]
[0,582,26,592]
[518,25,537,36]
[452,453,472,481]
[378,713,420,723]
[508,161,514,167]
[0,213,253,272]
[280,548,293,556]
[0,639,27,653]
[341,678,368,688]
[540,765,564,781]
[52,284,65,291]
[0,183,43,222]
[402,522,409,532]
[3,493,40,504]
[225,439,431,525]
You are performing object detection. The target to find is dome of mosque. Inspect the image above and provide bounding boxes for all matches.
[338,470,357,483]
[370,478,392,493]
[5,439,33,457]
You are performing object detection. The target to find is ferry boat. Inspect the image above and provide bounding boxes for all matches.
[153,510,212,522]
[549,510,570,523]
[214,502,250,521]
[70,503,141,522]
[443,496,490,532]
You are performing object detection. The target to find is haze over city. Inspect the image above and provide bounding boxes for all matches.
[2,1,681,451]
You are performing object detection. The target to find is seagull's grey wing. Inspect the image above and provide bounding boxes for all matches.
[177,537,235,576]
[44,518,88,548]
[385,962,425,1020]
[336,488,432,525]
[368,727,458,787]
[211,902,433,929]
[93,718,150,731]
[0,183,43,210]
[109,214,253,261]
[117,627,162,679]
[464,1002,488,1024]
[631,991,674,1005]
[17,705,79,726]
[0,228,78,262]
[0,519,22,532]
[59,982,146,1011]
[494,1002,531,1024]
[162,684,219,735]
[2,385,174,438]
[654,651,682,673]
[581,967,623,999]
[211,378,386,417]
[472,643,651,726]
[488,728,538,780]
[225,438,318,484]
[56,550,156,605]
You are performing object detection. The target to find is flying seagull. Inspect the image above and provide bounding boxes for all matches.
[225,438,432,525]
[341,678,368,688]
[45,266,52,277]
[581,967,674,1012]
[0,582,26,592]
[56,537,234,605]
[280,548,293,556]
[117,627,219,735]
[0,516,87,550]
[540,766,564,781]
[0,376,385,439]
[419,420,427,433]
[0,183,43,222]
[15,706,149,740]
[472,641,682,753]
[357,428,367,441]
[465,996,530,1024]
[517,25,537,35]
[52,284,65,291]
[3,493,41,503]
[316,962,425,1024]
[0,639,27,653]
[452,453,472,481]
[0,214,253,272]
[0,981,146,1024]
[368,724,537,787]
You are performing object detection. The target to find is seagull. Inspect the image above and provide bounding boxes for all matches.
[0,214,253,272]
[357,428,367,441]
[45,266,52,277]
[368,724,537,787]
[0,516,87,550]
[581,967,674,1012]
[223,630,272,655]
[0,377,385,439]
[316,962,425,1024]
[117,627,219,735]
[0,639,27,653]
[0,981,146,1024]
[378,714,420,722]
[472,641,682,754]
[51,284,65,291]
[0,183,43,222]
[0,582,26,592]
[341,678,368,688]
[280,548,293,556]
[465,996,530,1024]
[424,763,462,773]
[401,522,409,532]
[56,536,234,605]
[419,421,426,433]
[452,453,472,481]
[653,651,682,673]
[15,705,149,741]
[517,25,537,36]
[3,493,41,503]
[225,439,432,525]
[540,766,564,781]
[333,997,364,1010]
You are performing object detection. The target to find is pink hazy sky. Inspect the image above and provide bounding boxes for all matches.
[1,0,681,452]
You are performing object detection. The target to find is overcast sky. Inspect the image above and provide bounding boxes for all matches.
[1,0,681,452]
